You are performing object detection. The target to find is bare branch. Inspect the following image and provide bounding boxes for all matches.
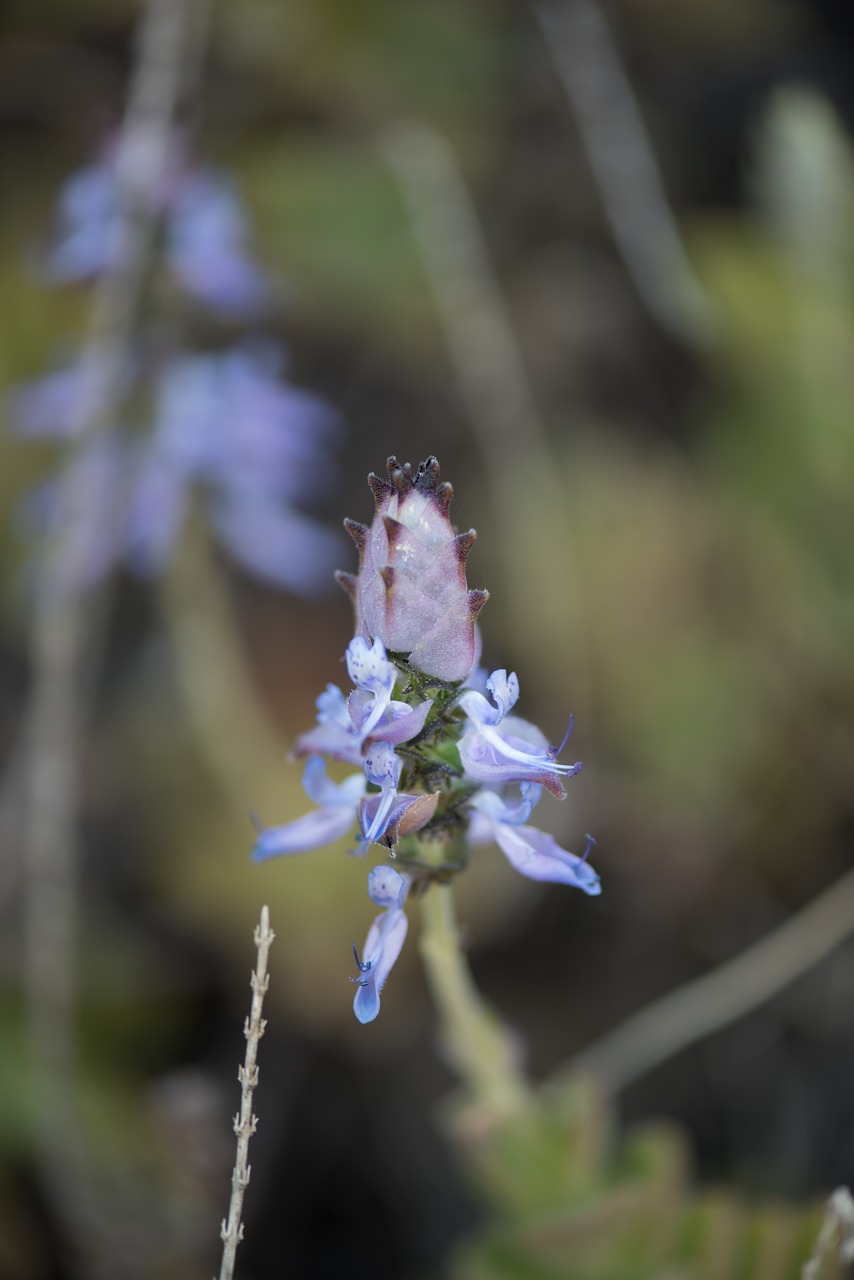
[217,906,275,1280]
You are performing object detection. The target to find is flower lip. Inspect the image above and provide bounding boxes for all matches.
[250,758,366,860]
[458,669,582,799]
[351,865,410,1023]
[294,636,432,762]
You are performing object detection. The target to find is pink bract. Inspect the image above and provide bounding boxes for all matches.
[337,456,488,682]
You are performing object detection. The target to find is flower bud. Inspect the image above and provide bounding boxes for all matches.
[337,456,487,682]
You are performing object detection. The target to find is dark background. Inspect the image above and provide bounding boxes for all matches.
[1,1,853,1276]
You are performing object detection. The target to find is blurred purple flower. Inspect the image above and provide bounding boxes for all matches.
[10,347,344,595]
[43,157,133,282]
[168,170,272,315]
[351,865,409,1024]
[17,440,131,596]
[7,356,121,440]
[43,150,271,315]
[128,348,344,590]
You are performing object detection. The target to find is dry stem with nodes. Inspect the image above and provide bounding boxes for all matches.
[217,905,274,1280]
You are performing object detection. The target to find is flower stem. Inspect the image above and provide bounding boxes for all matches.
[418,880,531,1119]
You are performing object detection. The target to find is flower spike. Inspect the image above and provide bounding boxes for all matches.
[252,452,599,1024]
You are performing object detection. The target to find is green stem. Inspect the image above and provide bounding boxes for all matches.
[418,880,532,1118]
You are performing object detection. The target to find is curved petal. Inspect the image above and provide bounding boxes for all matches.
[301,757,366,809]
[367,697,433,747]
[352,908,408,1024]
[294,686,363,761]
[346,636,396,736]
[251,802,358,860]
[469,783,542,827]
[459,715,581,800]
[458,668,519,726]
[493,822,601,895]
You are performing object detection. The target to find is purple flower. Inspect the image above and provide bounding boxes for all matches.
[168,170,271,314]
[42,149,271,315]
[469,787,600,894]
[10,348,344,595]
[351,865,409,1024]
[17,440,131,596]
[458,670,581,799]
[253,736,438,863]
[7,356,121,440]
[251,758,366,860]
[42,156,135,282]
[355,741,440,851]
[128,348,343,589]
[295,637,433,762]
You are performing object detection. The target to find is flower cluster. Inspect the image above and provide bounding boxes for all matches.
[10,146,344,596]
[253,456,599,1024]
[42,144,271,316]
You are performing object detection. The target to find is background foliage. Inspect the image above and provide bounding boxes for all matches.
[1,1,853,1277]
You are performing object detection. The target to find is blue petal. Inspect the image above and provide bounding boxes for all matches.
[493,822,601,894]
[251,802,358,860]
[352,906,408,1024]
[301,757,366,808]
[367,865,408,909]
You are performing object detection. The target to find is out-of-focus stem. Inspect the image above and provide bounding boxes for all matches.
[563,861,854,1096]
[535,0,714,345]
[419,880,531,1120]
[20,0,208,1261]
[218,905,274,1280]
[381,119,592,721]
[159,520,287,812]
[381,121,546,484]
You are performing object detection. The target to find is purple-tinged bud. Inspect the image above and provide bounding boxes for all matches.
[336,456,488,683]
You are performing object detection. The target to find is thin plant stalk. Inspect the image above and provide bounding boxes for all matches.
[218,905,275,1280]
[534,0,713,344]
[20,0,208,1261]
[418,880,531,1121]
[159,520,288,813]
[381,120,593,722]
[563,861,854,1095]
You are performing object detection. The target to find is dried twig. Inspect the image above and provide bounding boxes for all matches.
[218,905,275,1280]
[802,1187,854,1280]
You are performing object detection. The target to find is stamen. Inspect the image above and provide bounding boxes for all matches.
[581,834,596,863]
[553,713,575,757]
[351,943,371,973]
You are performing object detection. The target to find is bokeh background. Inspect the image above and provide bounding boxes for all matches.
[1,0,854,1277]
